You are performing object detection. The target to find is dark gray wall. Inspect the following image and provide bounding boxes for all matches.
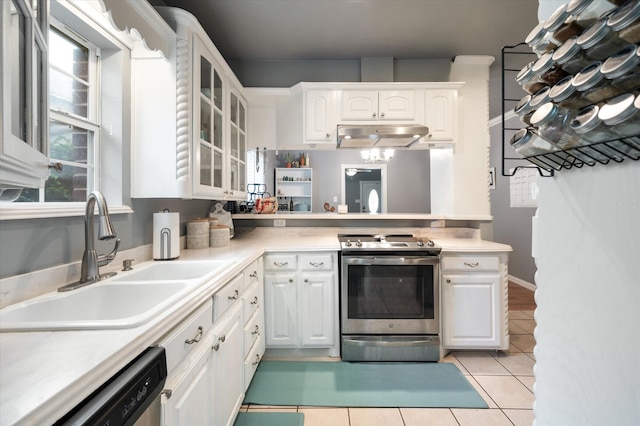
[489,114,536,284]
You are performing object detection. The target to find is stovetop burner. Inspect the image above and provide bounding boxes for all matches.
[338,233,440,254]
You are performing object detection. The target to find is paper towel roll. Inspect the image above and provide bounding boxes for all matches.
[153,211,180,260]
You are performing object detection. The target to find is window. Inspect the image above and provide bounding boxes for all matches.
[246,148,266,201]
[19,25,99,203]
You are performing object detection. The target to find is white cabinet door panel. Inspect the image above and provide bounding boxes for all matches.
[299,272,334,347]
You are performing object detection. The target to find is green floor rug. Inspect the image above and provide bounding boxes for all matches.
[234,412,304,426]
[244,361,487,409]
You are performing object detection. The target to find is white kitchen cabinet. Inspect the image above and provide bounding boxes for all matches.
[423,89,457,142]
[304,89,336,143]
[132,7,247,200]
[274,167,312,213]
[341,90,416,121]
[240,258,265,389]
[263,252,338,351]
[440,253,509,350]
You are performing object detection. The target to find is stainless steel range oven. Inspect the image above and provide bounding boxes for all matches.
[339,234,441,362]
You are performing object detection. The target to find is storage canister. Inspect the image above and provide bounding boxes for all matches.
[549,75,592,111]
[525,21,558,56]
[601,44,640,92]
[566,0,616,28]
[209,225,230,247]
[570,104,624,161]
[516,60,547,94]
[598,93,640,154]
[532,51,569,86]
[552,36,592,74]
[186,218,210,249]
[529,86,552,111]
[572,61,623,104]
[607,0,640,44]
[577,17,628,60]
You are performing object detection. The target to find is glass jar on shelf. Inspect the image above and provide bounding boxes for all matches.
[577,17,628,60]
[572,61,624,104]
[525,21,558,56]
[545,4,585,44]
[552,36,593,74]
[601,44,640,92]
[509,128,572,169]
[566,0,617,28]
[516,60,548,94]
[529,86,552,111]
[514,95,535,126]
[532,51,569,86]
[598,93,640,154]
[607,0,640,44]
[531,102,583,151]
[570,104,626,160]
[549,75,593,111]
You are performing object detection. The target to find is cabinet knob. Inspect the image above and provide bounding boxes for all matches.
[304,278,309,283]
[212,343,220,351]
[250,271,258,279]
[446,279,451,283]
[289,278,293,283]
[252,325,260,335]
[252,354,260,366]
[325,133,330,138]
[372,112,377,118]
[380,112,385,118]
[251,296,259,305]
[219,334,226,343]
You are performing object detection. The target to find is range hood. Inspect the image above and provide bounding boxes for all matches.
[337,124,429,148]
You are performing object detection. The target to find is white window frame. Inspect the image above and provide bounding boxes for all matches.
[0,0,135,220]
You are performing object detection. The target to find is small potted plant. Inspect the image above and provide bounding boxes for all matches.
[285,153,293,168]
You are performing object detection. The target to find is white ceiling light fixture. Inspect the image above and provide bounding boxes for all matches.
[345,168,358,177]
[361,148,394,163]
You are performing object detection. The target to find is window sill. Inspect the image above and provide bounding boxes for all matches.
[0,203,134,221]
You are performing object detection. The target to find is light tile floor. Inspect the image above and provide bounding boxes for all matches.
[241,309,536,426]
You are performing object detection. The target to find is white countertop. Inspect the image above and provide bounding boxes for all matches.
[0,227,511,425]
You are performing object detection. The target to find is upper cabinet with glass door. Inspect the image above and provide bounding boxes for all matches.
[1,0,50,188]
[132,7,247,200]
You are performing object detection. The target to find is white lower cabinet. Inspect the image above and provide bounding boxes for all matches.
[440,253,509,350]
[264,252,337,350]
[161,258,265,426]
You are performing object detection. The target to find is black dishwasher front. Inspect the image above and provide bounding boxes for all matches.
[54,346,167,426]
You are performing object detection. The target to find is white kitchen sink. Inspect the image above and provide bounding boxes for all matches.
[0,259,234,332]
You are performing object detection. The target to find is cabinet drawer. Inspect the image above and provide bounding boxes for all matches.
[299,253,333,271]
[243,309,262,358]
[242,281,261,323]
[243,259,261,291]
[441,255,500,272]
[160,300,213,377]
[213,274,243,321]
[244,334,265,389]
[264,254,297,271]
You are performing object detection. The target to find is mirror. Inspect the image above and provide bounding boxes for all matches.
[341,164,388,214]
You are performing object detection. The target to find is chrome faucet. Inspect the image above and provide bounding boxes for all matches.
[59,191,120,291]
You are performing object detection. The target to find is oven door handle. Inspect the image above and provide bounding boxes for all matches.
[343,337,437,347]
[345,256,438,266]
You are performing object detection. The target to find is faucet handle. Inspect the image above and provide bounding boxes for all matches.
[122,259,134,271]
[98,238,120,267]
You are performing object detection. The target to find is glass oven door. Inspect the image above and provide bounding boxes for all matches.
[341,255,439,335]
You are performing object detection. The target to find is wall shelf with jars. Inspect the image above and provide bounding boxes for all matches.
[502,0,640,177]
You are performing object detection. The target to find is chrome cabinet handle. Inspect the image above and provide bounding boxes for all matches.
[289,278,293,283]
[252,325,260,335]
[325,133,330,138]
[212,343,220,351]
[251,296,258,305]
[309,261,324,268]
[464,262,479,268]
[273,261,288,267]
[304,278,309,283]
[228,289,239,300]
[446,279,451,283]
[250,271,258,279]
[380,112,385,118]
[252,354,261,366]
[372,112,377,118]
[219,334,226,343]
[185,326,203,344]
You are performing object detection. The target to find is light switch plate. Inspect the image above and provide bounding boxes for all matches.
[273,219,286,227]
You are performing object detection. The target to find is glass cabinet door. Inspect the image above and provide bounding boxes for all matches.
[194,36,224,197]
[229,89,246,195]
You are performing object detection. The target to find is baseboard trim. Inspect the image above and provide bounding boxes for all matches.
[508,275,537,291]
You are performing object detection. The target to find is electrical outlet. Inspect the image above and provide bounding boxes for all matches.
[431,220,445,228]
[273,219,286,227]
[333,196,338,202]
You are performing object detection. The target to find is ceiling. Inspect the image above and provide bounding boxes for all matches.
[156,0,540,64]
